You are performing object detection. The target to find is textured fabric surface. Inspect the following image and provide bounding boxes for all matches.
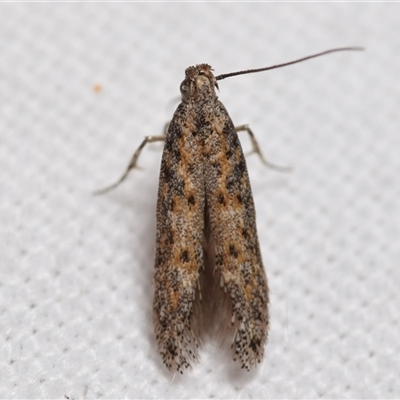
[1,3,399,399]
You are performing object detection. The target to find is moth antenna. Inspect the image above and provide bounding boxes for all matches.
[215,47,364,81]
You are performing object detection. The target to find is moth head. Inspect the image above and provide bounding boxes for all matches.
[180,64,219,103]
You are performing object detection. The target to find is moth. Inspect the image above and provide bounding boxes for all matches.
[95,47,363,373]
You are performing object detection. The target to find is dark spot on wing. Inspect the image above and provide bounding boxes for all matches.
[229,244,239,258]
[181,250,189,263]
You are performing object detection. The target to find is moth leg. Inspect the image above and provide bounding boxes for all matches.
[235,124,292,171]
[93,135,166,195]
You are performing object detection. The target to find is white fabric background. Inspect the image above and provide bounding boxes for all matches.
[0,3,399,399]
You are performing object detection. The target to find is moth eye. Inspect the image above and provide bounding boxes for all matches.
[180,81,189,94]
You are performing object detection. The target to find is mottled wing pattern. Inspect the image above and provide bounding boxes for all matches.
[153,104,205,373]
[204,101,269,370]
[153,64,268,373]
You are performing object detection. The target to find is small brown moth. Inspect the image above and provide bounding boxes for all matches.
[96,47,363,373]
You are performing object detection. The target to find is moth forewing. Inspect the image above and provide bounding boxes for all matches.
[152,109,205,373]
[203,102,269,370]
